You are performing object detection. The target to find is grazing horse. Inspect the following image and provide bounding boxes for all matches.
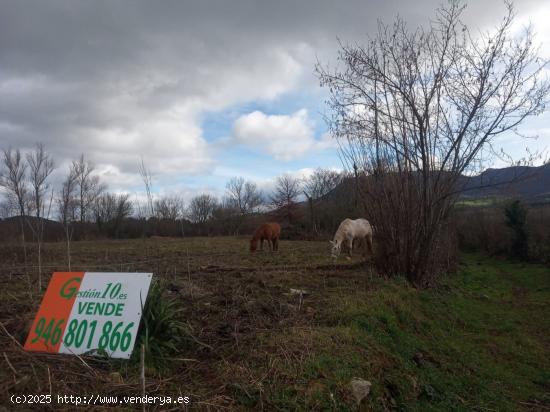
[330,218,373,259]
[250,222,281,252]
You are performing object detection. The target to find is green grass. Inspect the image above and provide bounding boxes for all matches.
[260,254,549,411]
[455,197,506,208]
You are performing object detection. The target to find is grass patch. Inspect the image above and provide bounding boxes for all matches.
[261,254,550,411]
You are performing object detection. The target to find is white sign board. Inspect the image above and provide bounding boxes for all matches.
[25,272,153,359]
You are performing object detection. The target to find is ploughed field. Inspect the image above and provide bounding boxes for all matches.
[1,237,549,411]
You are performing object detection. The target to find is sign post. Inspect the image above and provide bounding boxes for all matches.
[24,272,153,359]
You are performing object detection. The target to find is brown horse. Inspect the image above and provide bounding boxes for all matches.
[250,222,281,252]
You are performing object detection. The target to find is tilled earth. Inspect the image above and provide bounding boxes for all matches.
[0,237,372,410]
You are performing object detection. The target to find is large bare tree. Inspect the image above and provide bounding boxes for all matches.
[0,148,29,270]
[155,195,184,220]
[225,176,263,233]
[72,154,104,222]
[58,168,78,269]
[303,168,343,233]
[26,143,55,290]
[0,148,28,218]
[270,174,301,224]
[317,0,549,285]
[93,192,133,238]
[226,177,263,215]
[27,143,55,219]
[188,194,218,226]
[154,195,187,236]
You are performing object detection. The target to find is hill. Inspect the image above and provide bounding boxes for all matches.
[460,163,550,202]
[322,164,550,205]
[0,216,64,242]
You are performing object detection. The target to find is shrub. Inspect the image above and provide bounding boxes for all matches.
[132,280,193,374]
[504,200,529,261]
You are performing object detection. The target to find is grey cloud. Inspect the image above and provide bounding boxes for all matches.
[0,0,546,192]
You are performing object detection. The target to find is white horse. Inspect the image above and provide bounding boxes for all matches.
[330,218,373,259]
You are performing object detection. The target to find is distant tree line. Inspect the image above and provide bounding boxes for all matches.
[0,145,354,248]
[2,143,548,296]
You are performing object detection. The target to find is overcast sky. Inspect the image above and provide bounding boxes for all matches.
[1,0,548,201]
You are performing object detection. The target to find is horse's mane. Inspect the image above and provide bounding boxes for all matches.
[252,226,262,241]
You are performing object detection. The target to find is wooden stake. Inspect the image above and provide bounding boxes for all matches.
[140,343,145,412]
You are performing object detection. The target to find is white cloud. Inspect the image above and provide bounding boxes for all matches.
[511,4,550,56]
[0,20,313,191]
[231,109,336,161]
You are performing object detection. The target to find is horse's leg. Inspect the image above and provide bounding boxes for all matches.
[260,238,264,251]
[366,235,373,255]
[367,234,373,257]
[274,237,278,251]
[347,236,354,258]
[362,236,368,257]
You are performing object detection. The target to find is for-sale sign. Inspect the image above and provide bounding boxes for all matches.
[24,272,153,359]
